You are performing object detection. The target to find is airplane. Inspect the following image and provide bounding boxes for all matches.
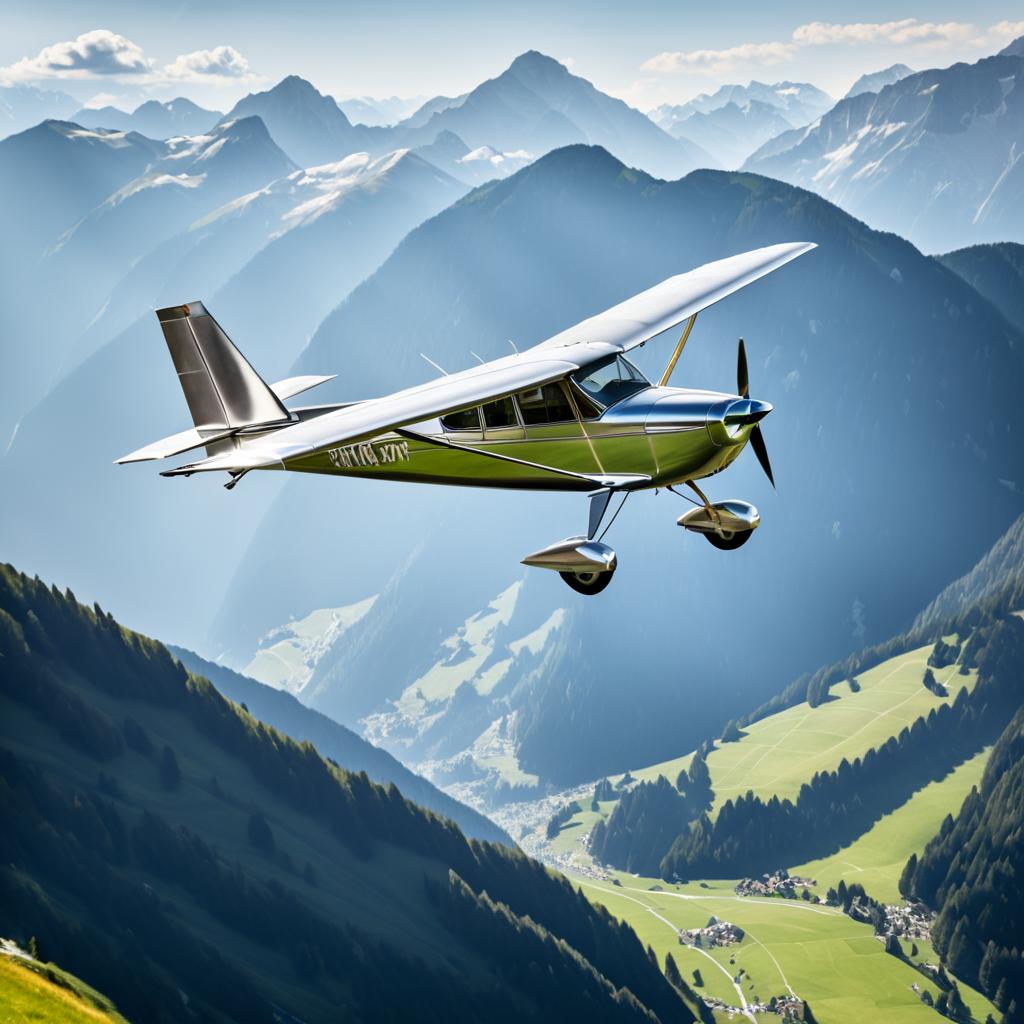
[118,241,815,595]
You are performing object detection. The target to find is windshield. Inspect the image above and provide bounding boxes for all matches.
[572,355,649,408]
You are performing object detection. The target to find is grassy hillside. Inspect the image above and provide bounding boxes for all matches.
[629,641,975,810]
[0,563,700,1024]
[792,747,990,904]
[0,947,129,1023]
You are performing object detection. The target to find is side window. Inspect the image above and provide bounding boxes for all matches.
[517,383,575,425]
[440,406,481,431]
[482,397,518,428]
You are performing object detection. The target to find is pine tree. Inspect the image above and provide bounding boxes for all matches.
[692,968,703,987]
[664,952,684,991]
[159,744,181,790]
[899,852,918,896]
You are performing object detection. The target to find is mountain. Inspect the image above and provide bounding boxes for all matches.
[653,99,795,168]
[901,701,1024,1016]
[0,120,165,442]
[339,94,425,126]
[651,79,833,131]
[221,75,390,167]
[844,63,915,99]
[212,144,1024,797]
[0,83,78,139]
[938,242,1024,332]
[743,53,1024,252]
[170,643,513,845]
[1000,33,1024,57]
[72,97,222,138]
[0,148,466,645]
[0,562,700,1024]
[396,50,713,177]
[412,129,531,185]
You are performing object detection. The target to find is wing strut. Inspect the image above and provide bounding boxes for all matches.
[658,313,697,387]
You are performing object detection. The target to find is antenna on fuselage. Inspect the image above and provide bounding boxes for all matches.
[469,351,485,365]
[508,339,519,354]
[420,353,449,376]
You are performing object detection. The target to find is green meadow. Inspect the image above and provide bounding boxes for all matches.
[0,953,129,1024]
[581,876,997,1024]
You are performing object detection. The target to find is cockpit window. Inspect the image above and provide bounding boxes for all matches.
[440,406,481,431]
[517,383,575,424]
[482,397,518,428]
[572,355,649,408]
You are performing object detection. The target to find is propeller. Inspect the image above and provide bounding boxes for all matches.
[737,338,775,489]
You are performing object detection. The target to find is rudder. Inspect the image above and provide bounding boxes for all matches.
[155,302,289,435]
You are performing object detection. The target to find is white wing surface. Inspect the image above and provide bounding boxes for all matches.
[534,242,815,354]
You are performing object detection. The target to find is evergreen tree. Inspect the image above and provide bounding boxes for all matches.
[663,951,683,991]
[899,852,918,896]
[692,968,703,987]
[247,810,275,853]
[159,744,181,790]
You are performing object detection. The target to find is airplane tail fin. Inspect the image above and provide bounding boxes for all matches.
[155,301,289,436]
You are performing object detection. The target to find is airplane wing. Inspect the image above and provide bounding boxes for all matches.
[533,241,816,354]
[162,242,815,477]
[163,354,583,475]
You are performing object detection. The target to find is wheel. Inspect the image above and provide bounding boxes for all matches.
[559,567,615,595]
[704,528,753,550]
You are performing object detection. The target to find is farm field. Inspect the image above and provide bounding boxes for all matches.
[793,747,990,903]
[580,876,998,1024]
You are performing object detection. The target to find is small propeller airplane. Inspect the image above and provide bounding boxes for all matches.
[118,241,815,594]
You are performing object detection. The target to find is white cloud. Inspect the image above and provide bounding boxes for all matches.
[0,29,152,83]
[640,17,1016,78]
[163,45,252,83]
[792,19,979,48]
[990,20,1024,42]
[0,30,255,88]
[642,41,797,75]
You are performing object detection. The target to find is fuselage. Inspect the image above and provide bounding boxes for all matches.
[282,363,769,493]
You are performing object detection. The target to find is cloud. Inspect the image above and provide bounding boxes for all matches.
[0,29,152,82]
[792,19,979,47]
[643,41,797,75]
[640,17,1014,77]
[163,45,252,82]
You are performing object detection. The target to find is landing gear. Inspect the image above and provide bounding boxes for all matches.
[521,488,627,595]
[559,566,616,595]
[703,528,752,550]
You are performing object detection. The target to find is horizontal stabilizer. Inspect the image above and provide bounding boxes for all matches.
[115,426,236,464]
[270,374,337,402]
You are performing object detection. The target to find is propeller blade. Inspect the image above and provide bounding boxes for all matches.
[737,338,749,398]
[750,423,775,488]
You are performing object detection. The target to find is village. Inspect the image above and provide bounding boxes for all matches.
[678,915,744,948]
[701,993,808,1020]
[734,869,818,899]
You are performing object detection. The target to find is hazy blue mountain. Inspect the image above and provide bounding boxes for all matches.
[213,145,1024,791]
[0,148,465,646]
[937,242,1024,332]
[338,94,424,126]
[221,75,391,166]
[169,644,513,844]
[72,97,222,138]
[652,80,833,130]
[843,63,915,99]
[412,129,531,185]
[999,33,1024,57]
[653,99,795,167]
[395,51,713,177]
[743,53,1024,252]
[403,92,466,129]
[0,120,165,441]
[0,83,77,139]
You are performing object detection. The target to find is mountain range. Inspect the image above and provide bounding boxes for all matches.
[844,63,915,98]
[70,97,222,138]
[743,47,1024,252]
[649,80,833,167]
[0,82,77,139]
[201,144,1024,797]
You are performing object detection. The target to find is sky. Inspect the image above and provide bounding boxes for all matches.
[2,0,1023,113]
